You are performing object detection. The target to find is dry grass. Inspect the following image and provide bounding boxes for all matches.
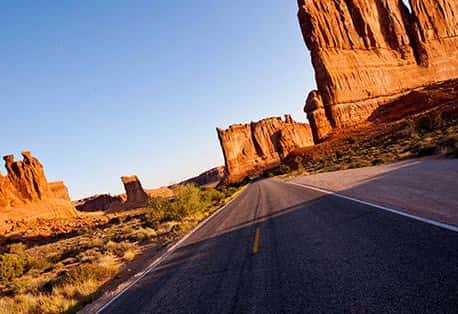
[0,185,240,313]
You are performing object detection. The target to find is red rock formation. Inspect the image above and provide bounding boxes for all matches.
[121,176,148,204]
[298,0,458,141]
[74,194,123,212]
[180,166,225,187]
[218,115,314,183]
[75,176,165,212]
[0,151,77,226]
[49,181,71,201]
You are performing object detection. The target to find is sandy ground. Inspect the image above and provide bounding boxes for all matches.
[290,157,458,226]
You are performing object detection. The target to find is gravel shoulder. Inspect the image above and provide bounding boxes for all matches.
[289,157,458,226]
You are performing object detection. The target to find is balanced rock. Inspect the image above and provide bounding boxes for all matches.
[121,175,148,204]
[217,115,314,183]
[298,0,458,141]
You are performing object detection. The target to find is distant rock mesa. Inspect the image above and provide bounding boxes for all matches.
[298,0,458,141]
[0,151,77,225]
[75,176,173,212]
[218,115,314,183]
[180,166,225,187]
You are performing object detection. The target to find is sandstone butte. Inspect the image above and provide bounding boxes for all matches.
[217,115,314,184]
[298,0,458,142]
[75,175,173,212]
[0,151,77,226]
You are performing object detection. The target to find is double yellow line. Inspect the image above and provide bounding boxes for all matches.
[252,227,261,255]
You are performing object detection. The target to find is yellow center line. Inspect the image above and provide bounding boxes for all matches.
[252,227,261,255]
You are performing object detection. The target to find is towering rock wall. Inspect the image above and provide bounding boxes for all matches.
[0,151,77,225]
[218,115,314,183]
[298,0,458,141]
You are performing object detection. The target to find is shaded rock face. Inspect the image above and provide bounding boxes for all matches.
[74,194,123,212]
[218,115,314,183]
[181,166,225,187]
[0,151,77,225]
[298,0,458,141]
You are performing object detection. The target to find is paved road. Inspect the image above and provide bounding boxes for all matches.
[101,179,457,314]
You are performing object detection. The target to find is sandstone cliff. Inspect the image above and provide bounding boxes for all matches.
[218,115,314,183]
[0,151,77,226]
[298,0,458,141]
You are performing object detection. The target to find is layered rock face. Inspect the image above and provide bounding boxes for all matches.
[218,115,314,183]
[298,0,458,141]
[0,151,77,225]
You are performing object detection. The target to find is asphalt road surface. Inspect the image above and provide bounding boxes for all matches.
[100,179,457,314]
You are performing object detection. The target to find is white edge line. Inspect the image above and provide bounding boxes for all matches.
[95,190,244,313]
[286,181,458,233]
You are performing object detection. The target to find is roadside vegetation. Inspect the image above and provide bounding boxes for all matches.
[265,108,458,179]
[0,184,240,314]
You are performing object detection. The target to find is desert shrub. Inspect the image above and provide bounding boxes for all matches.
[414,143,438,157]
[146,197,174,228]
[128,227,157,243]
[108,217,121,225]
[28,256,53,273]
[265,164,291,177]
[440,135,458,157]
[146,184,226,228]
[106,241,134,258]
[335,150,345,159]
[7,243,27,255]
[278,164,291,175]
[415,112,443,133]
[173,184,202,215]
[0,253,28,285]
[219,186,238,198]
[347,137,356,144]
[200,188,224,206]
[55,255,118,289]
[122,248,138,261]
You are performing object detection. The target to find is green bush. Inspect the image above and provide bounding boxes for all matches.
[200,188,224,206]
[415,112,443,133]
[415,144,438,157]
[145,184,233,229]
[219,186,238,198]
[173,184,202,215]
[0,253,28,285]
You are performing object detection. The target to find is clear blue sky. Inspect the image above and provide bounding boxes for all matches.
[0,1,316,199]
